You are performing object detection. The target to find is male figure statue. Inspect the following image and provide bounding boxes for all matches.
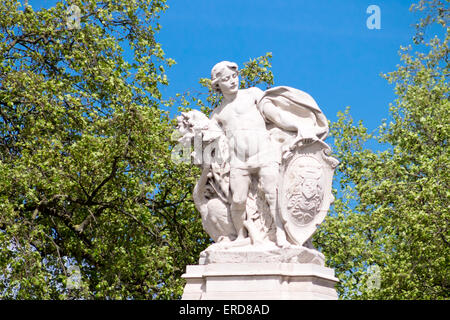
[207,61,319,248]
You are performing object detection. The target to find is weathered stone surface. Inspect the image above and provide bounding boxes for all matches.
[199,243,325,265]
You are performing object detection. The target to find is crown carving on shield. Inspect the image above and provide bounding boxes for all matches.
[297,163,322,180]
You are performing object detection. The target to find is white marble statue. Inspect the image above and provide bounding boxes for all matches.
[176,61,338,265]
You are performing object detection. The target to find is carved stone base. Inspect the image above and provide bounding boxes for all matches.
[199,243,325,265]
[181,263,339,300]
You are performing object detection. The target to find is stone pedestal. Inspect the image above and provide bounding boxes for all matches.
[181,262,338,300]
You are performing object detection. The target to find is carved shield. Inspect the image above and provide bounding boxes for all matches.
[279,140,339,246]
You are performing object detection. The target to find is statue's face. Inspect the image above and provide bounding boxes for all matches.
[217,67,238,95]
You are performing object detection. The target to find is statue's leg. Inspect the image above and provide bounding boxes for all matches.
[229,168,251,240]
[259,163,290,248]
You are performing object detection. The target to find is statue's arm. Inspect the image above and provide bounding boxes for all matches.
[259,100,299,132]
[258,96,319,143]
[250,86,299,129]
[251,87,298,131]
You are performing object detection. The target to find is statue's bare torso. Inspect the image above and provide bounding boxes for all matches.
[213,88,275,168]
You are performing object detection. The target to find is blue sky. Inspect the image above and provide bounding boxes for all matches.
[28,0,423,131]
[157,0,421,131]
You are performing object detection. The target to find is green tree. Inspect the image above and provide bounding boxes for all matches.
[0,0,275,299]
[0,0,207,299]
[314,1,449,299]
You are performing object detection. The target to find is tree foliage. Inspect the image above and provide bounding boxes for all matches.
[0,0,206,299]
[0,0,274,299]
[314,1,449,299]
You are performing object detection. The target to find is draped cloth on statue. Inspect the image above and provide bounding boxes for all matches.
[258,86,329,140]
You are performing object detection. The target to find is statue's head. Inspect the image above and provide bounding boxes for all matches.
[211,61,239,95]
